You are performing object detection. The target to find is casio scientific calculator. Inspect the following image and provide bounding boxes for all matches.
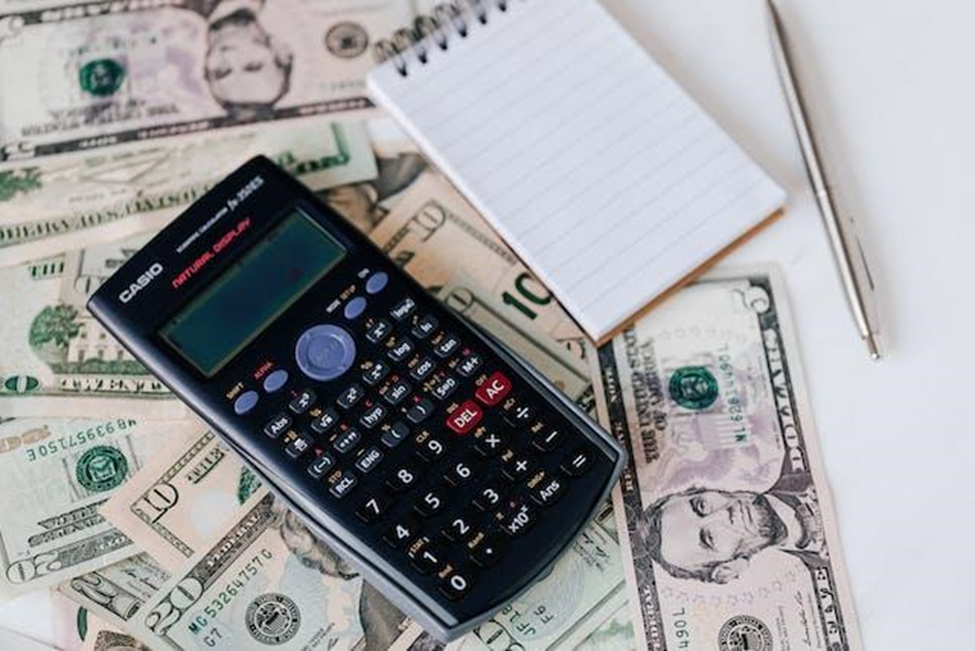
[88,156,624,641]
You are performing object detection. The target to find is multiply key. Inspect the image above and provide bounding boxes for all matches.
[446,400,483,435]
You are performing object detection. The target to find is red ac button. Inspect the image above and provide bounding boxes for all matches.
[475,372,512,407]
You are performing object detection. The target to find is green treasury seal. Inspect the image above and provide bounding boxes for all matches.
[668,366,719,410]
[76,445,128,492]
[79,59,126,98]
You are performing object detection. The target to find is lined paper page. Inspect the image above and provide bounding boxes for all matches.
[369,0,784,340]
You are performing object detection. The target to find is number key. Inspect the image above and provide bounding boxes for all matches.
[473,480,508,512]
[409,541,446,574]
[415,432,448,461]
[444,459,477,486]
[384,518,418,549]
[386,461,422,492]
[441,512,476,543]
[356,493,390,523]
[415,487,447,518]
[440,570,474,600]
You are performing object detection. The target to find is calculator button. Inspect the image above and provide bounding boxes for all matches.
[337,383,366,409]
[503,402,535,427]
[456,353,483,377]
[355,446,384,473]
[440,570,474,600]
[391,297,416,321]
[307,453,335,479]
[295,324,356,381]
[409,541,445,574]
[362,360,390,386]
[412,314,439,339]
[359,403,387,429]
[366,271,389,294]
[365,319,393,344]
[499,502,537,537]
[473,481,508,512]
[310,408,339,435]
[384,379,411,405]
[432,375,459,401]
[409,356,437,382]
[344,296,367,320]
[384,519,418,548]
[328,471,358,499]
[415,433,448,461]
[288,388,316,415]
[285,432,313,459]
[474,429,508,457]
[531,475,566,507]
[562,447,594,476]
[503,452,537,481]
[471,536,504,568]
[262,369,288,393]
[415,487,447,517]
[406,398,436,424]
[386,461,421,492]
[441,513,476,543]
[446,400,483,435]
[381,422,410,448]
[444,460,477,486]
[475,371,512,407]
[356,493,390,523]
[532,427,564,452]
[388,338,415,362]
[263,413,291,439]
[333,428,362,455]
[434,333,461,358]
[233,390,259,415]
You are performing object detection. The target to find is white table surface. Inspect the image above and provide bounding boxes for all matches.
[2,0,972,648]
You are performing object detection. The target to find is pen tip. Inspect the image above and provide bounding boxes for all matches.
[865,333,883,360]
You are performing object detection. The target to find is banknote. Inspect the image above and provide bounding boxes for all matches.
[101,428,263,571]
[130,488,410,650]
[0,120,377,266]
[0,417,195,598]
[82,621,152,651]
[368,172,588,361]
[60,554,172,631]
[0,0,413,161]
[576,605,637,651]
[439,277,592,407]
[392,503,626,651]
[0,235,183,417]
[590,270,862,651]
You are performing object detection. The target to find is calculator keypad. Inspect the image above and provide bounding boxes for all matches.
[239,275,610,615]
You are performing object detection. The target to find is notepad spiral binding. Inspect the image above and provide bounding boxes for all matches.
[374,1,519,76]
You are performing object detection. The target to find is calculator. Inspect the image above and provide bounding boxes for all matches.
[87,156,624,641]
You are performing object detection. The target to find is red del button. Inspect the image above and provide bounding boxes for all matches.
[446,400,483,435]
[475,372,512,407]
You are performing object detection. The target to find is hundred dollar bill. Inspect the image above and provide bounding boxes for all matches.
[60,554,172,631]
[0,120,377,266]
[391,504,625,651]
[131,488,410,650]
[0,235,181,417]
[0,417,195,598]
[0,0,412,162]
[368,172,589,361]
[590,270,862,651]
[102,428,263,571]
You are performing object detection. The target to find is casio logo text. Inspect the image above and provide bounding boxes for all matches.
[119,262,164,303]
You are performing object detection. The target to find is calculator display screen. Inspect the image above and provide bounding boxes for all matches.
[160,209,346,377]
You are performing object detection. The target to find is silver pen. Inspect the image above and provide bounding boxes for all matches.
[765,0,883,359]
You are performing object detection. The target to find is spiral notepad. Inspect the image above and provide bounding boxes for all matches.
[368,0,785,342]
